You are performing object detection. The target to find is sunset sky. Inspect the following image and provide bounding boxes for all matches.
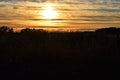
[0,0,120,30]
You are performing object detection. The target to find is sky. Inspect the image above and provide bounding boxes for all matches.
[0,0,120,30]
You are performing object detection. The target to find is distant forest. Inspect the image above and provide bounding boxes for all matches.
[0,26,120,79]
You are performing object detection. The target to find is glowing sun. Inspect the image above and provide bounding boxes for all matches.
[42,4,58,19]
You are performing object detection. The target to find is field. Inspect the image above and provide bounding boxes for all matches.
[0,26,120,79]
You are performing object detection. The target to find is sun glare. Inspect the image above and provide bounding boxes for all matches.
[42,4,58,19]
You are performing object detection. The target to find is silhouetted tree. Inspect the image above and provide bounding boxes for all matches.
[0,26,13,33]
[8,28,14,33]
[20,28,32,33]
[95,27,117,34]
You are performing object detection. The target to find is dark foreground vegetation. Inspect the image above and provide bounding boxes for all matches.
[0,26,120,79]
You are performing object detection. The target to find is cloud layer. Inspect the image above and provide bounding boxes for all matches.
[0,0,120,27]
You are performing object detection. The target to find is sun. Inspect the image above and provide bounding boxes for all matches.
[42,4,58,19]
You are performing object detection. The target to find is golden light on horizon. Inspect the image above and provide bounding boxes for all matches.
[42,4,58,19]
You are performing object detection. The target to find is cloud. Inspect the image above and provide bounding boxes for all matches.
[0,0,120,27]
